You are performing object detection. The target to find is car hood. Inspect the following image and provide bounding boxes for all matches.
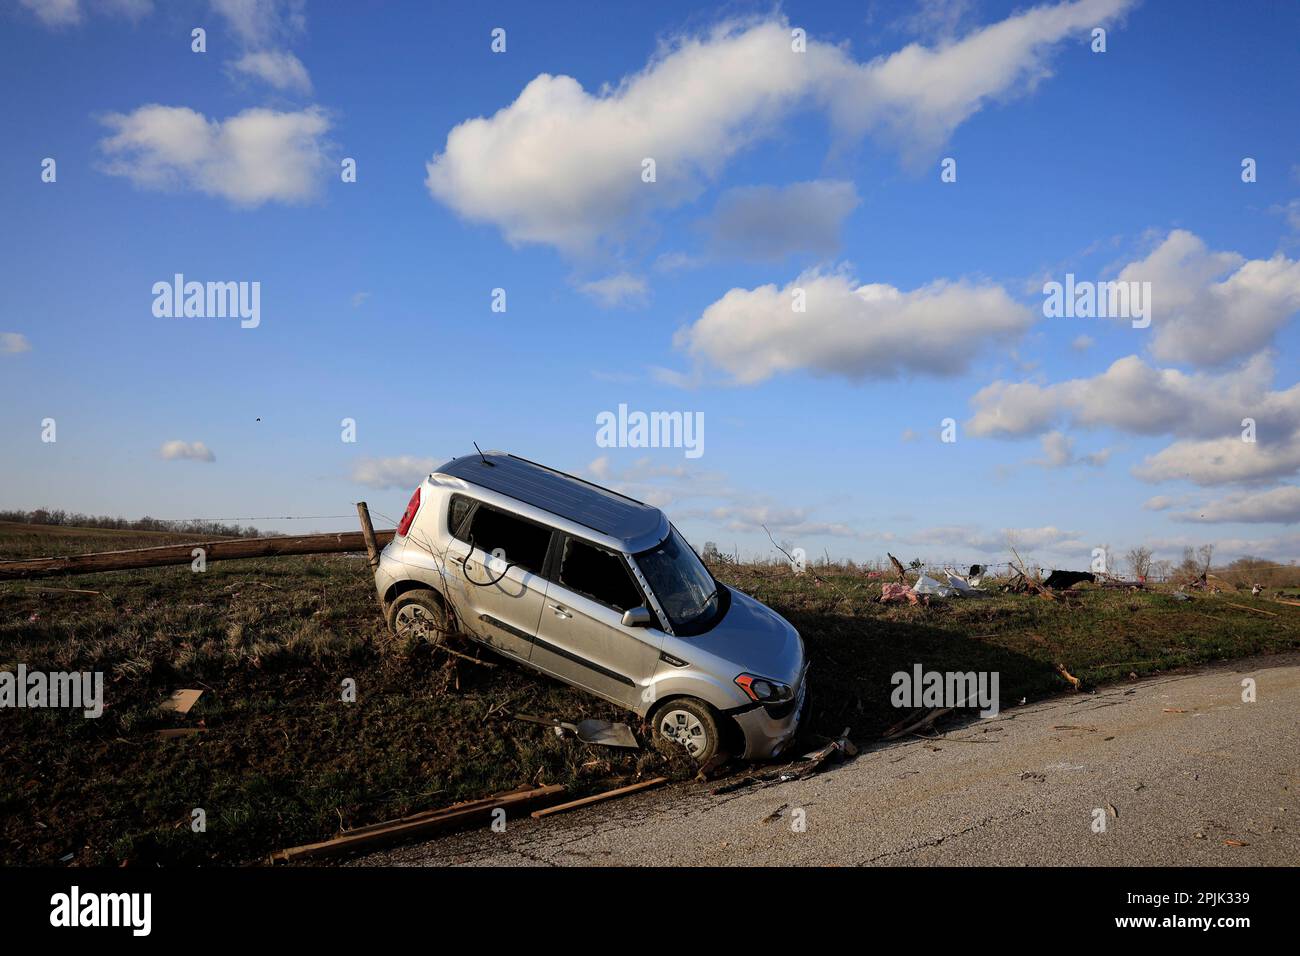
[691,586,803,687]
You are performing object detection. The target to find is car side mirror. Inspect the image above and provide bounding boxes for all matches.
[621,606,652,628]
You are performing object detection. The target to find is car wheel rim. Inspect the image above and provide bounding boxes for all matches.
[660,709,707,756]
[395,604,443,642]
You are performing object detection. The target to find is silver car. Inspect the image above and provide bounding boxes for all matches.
[373,452,807,763]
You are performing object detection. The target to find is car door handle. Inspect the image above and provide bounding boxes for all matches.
[549,603,572,619]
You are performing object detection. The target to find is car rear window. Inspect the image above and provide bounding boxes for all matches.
[463,504,551,575]
[447,495,474,541]
[559,537,643,612]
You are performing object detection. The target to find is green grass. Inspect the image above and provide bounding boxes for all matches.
[1,525,1297,866]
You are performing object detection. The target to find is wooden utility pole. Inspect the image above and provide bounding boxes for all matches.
[0,529,395,581]
[356,502,381,570]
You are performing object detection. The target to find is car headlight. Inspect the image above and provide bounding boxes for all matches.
[734,673,794,703]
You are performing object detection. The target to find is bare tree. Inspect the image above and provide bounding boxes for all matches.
[1126,545,1153,580]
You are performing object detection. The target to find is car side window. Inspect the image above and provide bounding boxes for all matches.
[447,495,474,541]
[464,504,551,575]
[559,537,643,612]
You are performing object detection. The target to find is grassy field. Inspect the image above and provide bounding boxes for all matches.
[2,523,1298,866]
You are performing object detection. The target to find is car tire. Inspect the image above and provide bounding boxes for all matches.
[651,697,720,763]
[387,590,453,647]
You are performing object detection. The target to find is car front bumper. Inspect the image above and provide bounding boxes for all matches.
[732,675,808,759]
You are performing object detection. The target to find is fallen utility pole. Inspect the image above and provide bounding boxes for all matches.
[530,777,668,819]
[269,784,566,863]
[0,529,396,581]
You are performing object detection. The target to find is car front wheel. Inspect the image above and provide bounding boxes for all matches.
[652,698,720,763]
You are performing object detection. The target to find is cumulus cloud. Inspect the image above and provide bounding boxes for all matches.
[1143,495,1176,511]
[1032,430,1110,468]
[1,332,32,354]
[210,0,305,48]
[1133,435,1300,487]
[575,273,649,308]
[1173,486,1300,524]
[969,353,1300,486]
[97,105,330,206]
[968,353,1299,440]
[707,180,859,260]
[426,2,1131,253]
[351,456,440,490]
[1117,230,1300,366]
[159,440,215,462]
[678,268,1034,384]
[227,50,312,94]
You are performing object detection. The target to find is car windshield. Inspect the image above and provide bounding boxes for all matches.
[634,527,719,631]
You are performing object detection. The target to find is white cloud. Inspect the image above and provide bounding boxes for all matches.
[1174,486,1300,524]
[906,524,1088,555]
[678,268,1034,384]
[159,440,215,462]
[968,353,1300,440]
[1070,334,1093,351]
[19,0,80,24]
[350,291,370,308]
[1,332,32,354]
[351,456,440,490]
[210,0,304,48]
[97,105,330,206]
[1032,430,1109,468]
[1133,435,1300,487]
[1143,495,1175,511]
[708,180,859,259]
[18,0,155,27]
[1117,230,1300,366]
[228,50,312,94]
[575,273,648,308]
[426,2,1131,253]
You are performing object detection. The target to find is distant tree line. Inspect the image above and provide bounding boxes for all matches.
[0,508,265,539]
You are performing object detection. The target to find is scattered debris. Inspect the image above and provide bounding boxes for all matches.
[694,752,730,782]
[762,803,789,824]
[913,574,958,598]
[160,689,204,715]
[155,728,205,738]
[530,777,667,819]
[1107,803,1119,819]
[879,582,919,605]
[1163,708,1188,714]
[1020,771,1046,782]
[887,553,910,582]
[883,708,953,740]
[1042,570,1096,590]
[1223,839,1249,847]
[510,713,639,749]
[1055,663,1081,691]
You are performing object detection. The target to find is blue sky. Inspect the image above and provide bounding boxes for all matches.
[2,0,1299,571]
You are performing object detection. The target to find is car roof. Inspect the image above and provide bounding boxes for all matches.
[434,452,667,551]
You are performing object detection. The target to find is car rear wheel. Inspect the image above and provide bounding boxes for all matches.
[387,590,453,647]
[652,698,719,763]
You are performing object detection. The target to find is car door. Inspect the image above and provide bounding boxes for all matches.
[530,533,665,710]
[444,499,553,662]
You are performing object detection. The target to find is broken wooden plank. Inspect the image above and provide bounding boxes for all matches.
[269,784,566,863]
[1222,602,1278,617]
[529,777,668,819]
[160,689,203,714]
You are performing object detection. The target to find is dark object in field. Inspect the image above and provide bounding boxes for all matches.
[160,689,203,714]
[1042,570,1096,589]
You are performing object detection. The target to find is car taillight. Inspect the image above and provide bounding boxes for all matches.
[396,486,421,537]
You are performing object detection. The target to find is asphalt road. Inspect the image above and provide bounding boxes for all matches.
[355,654,1300,866]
